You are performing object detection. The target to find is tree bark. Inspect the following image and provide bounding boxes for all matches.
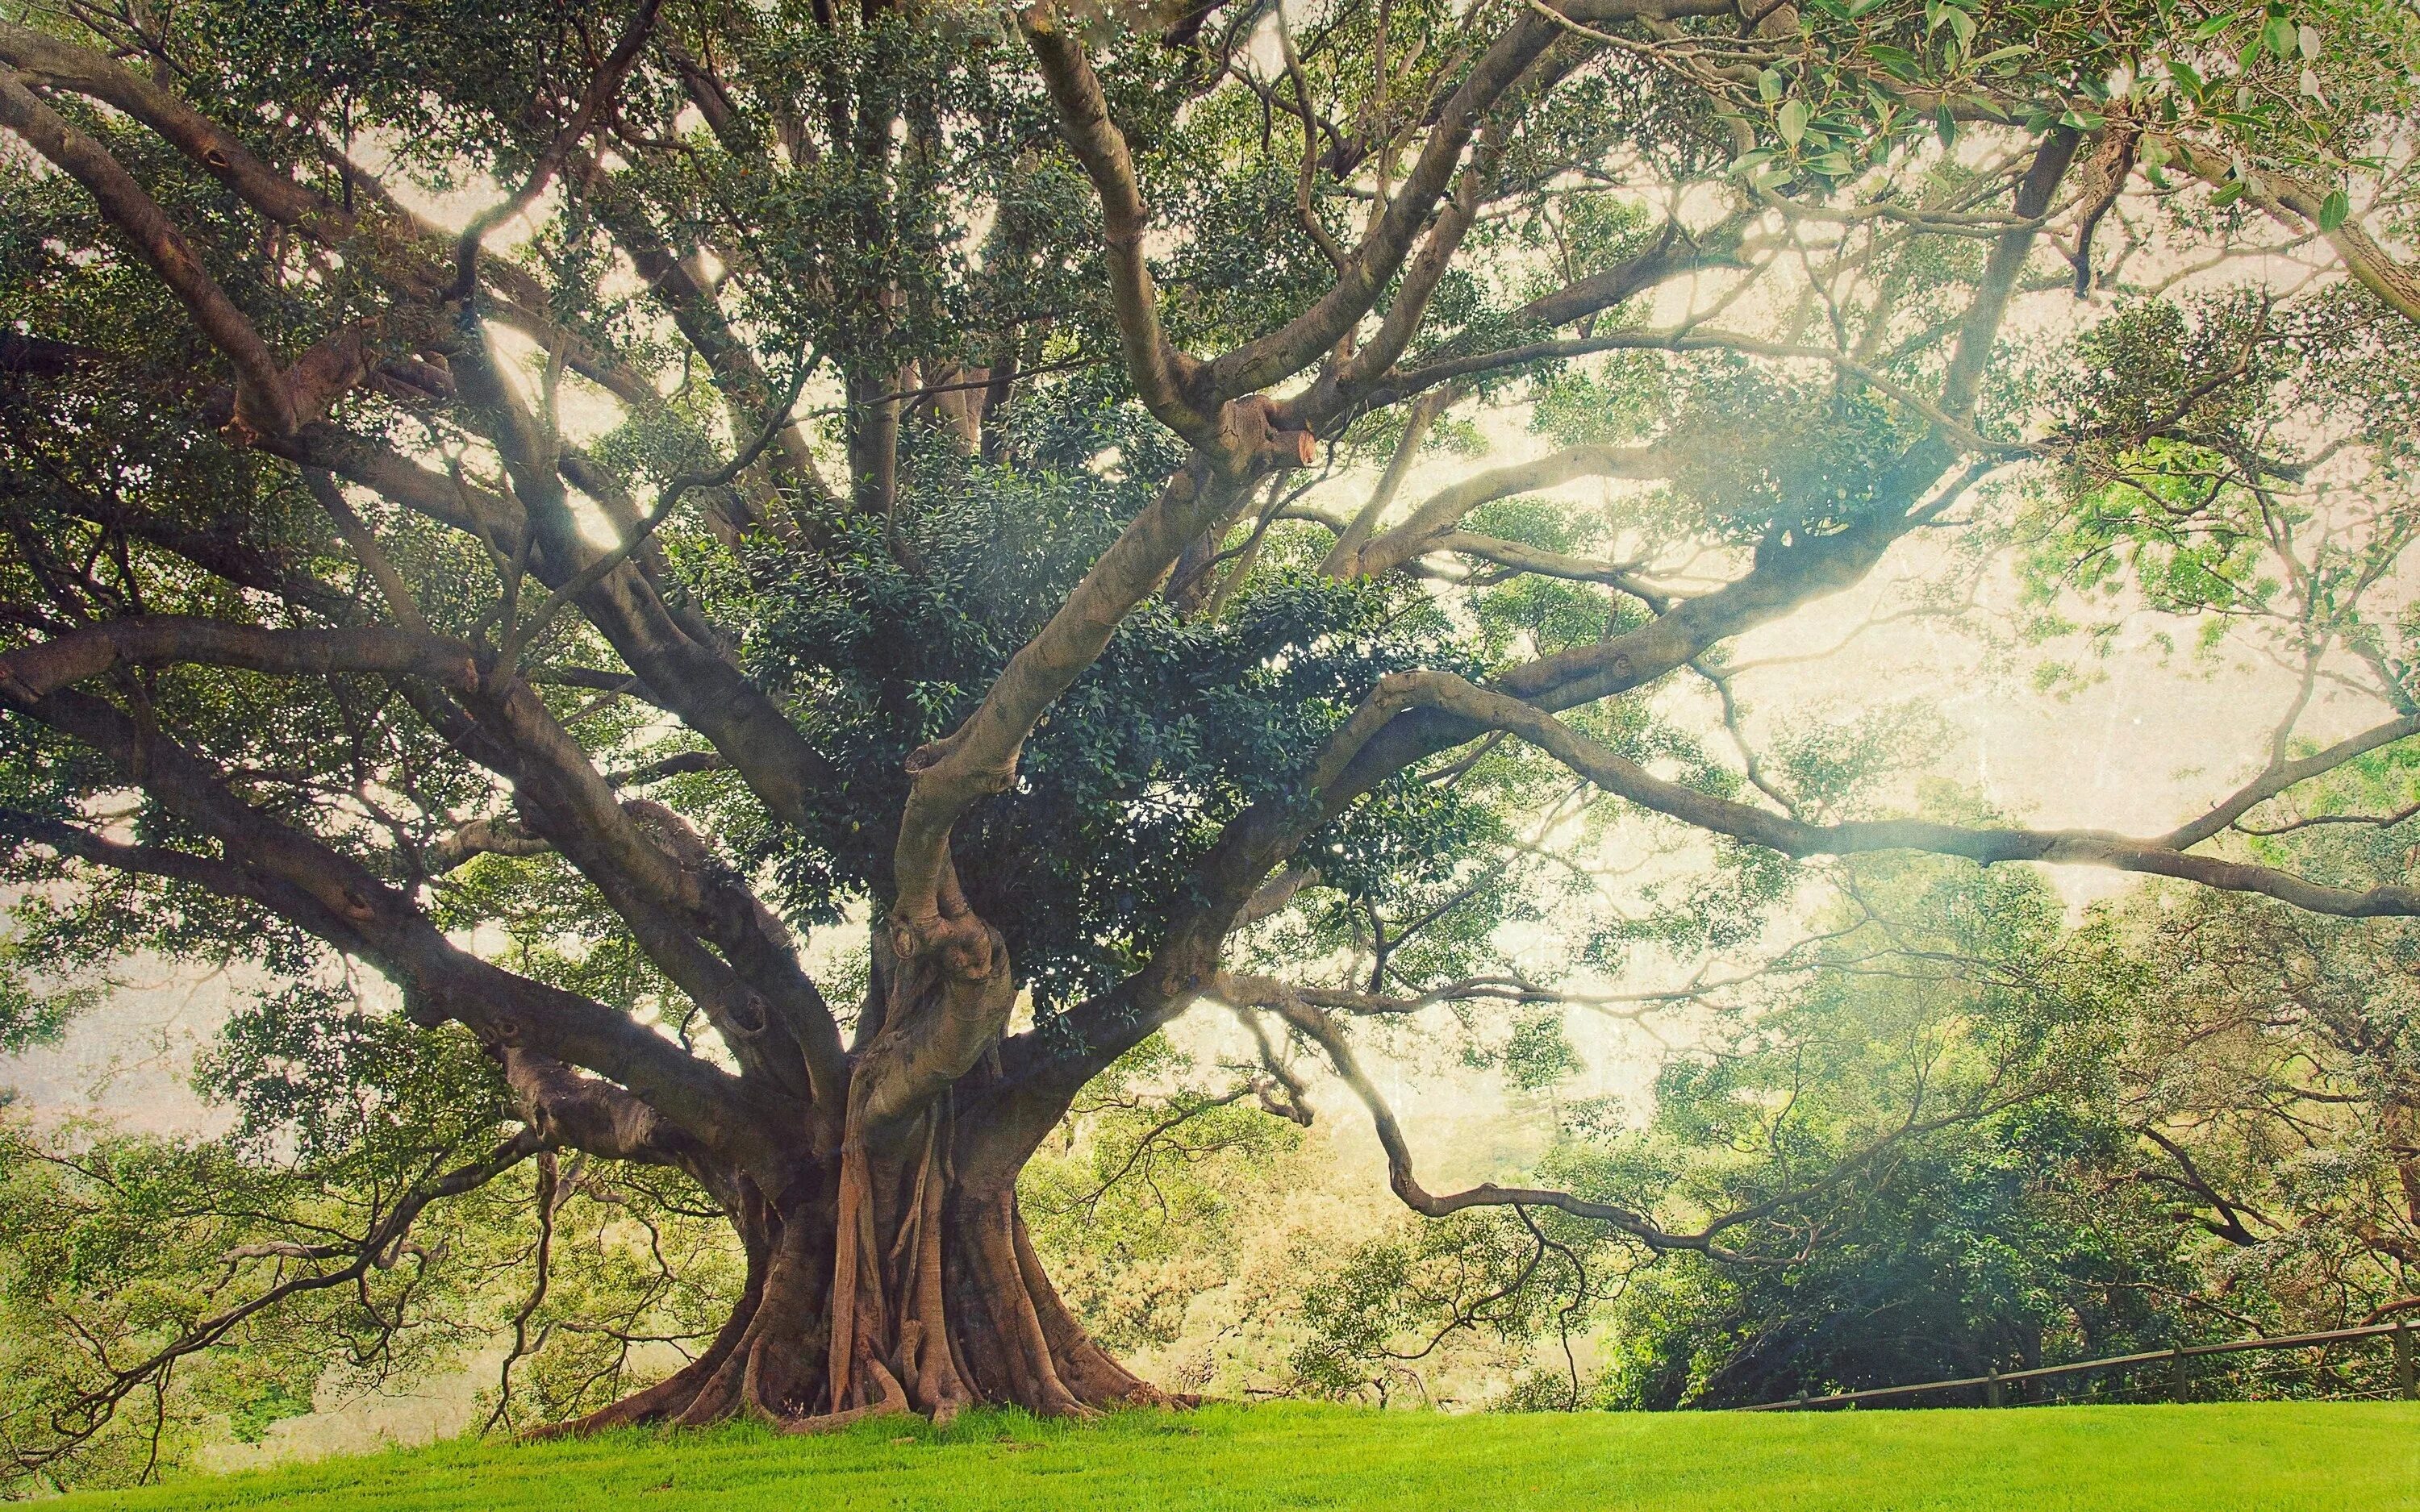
[550,918,1164,1435]
[551,1126,1160,1431]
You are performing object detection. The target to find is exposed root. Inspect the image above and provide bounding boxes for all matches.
[769,1355,912,1435]
[1016,1202,1179,1409]
[528,1091,1171,1434]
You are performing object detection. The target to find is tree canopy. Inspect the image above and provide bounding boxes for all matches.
[3,0,2420,1482]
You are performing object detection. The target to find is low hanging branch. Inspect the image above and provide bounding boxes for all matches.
[15,1130,544,1480]
[1218,973,2027,1264]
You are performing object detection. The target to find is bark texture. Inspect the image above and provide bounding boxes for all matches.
[547,925,1166,1434]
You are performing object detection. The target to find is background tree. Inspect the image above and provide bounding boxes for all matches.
[2,0,2418,1463]
[2077,744,2420,1337]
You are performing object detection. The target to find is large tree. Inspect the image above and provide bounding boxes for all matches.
[2,0,2418,1440]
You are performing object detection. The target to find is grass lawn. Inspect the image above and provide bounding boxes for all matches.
[52,1400,2420,1511]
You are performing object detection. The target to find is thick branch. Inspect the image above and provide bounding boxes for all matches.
[2,683,782,1170]
[1936,127,2080,423]
[1020,6,1213,444]
[440,331,840,831]
[1338,670,2420,918]
[0,22,344,240]
[2166,139,2420,327]
[503,1047,708,1167]
[1208,11,1566,400]
[1321,387,1451,573]
[0,618,478,703]
[425,815,552,872]
[891,463,1250,931]
[997,478,1960,1137]
[1509,214,1748,330]
[0,67,294,434]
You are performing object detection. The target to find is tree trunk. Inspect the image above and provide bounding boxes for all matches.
[559,1112,1162,1432]
[549,910,1167,1435]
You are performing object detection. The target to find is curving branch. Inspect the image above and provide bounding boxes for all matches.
[448,0,664,294]
[0,67,295,435]
[0,681,786,1171]
[1002,471,1979,1135]
[10,1127,545,1478]
[1208,10,1567,400]
[892,449,1290,938]
[0,624,847,1123]
[1228,970,1750,1020]
[1338,443,1671,579]
[0,22,348,241]
[2162,138,2420,328]
[434,331,839,832]
[1383,326,2017,452]
[582,175,833,506]
[1318,387,1455,573]
[1019,3,1215,445]
[2159,711,2420,851]
[1321,669,2420,918]
[1221,975,1772,1260]
[1223,964,2078,1270]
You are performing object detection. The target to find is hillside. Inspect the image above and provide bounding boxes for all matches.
[53,1402,2420,1511]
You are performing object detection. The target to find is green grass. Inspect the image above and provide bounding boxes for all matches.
[54,1401,2420,1510]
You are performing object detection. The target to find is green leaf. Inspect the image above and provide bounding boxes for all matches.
[1759,68,1785,102]
[2318,189,2349,232]
[2167,59,2205,97]
[1779,98,1811,147]
[2189,11,2241,40]
[2262,15,2297,59]
[2059,109,2106,130]
[2210,180,2247,206]
[1942,6,1976,47]
[1868,44,1923,79]
[1972,44,2036,66]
